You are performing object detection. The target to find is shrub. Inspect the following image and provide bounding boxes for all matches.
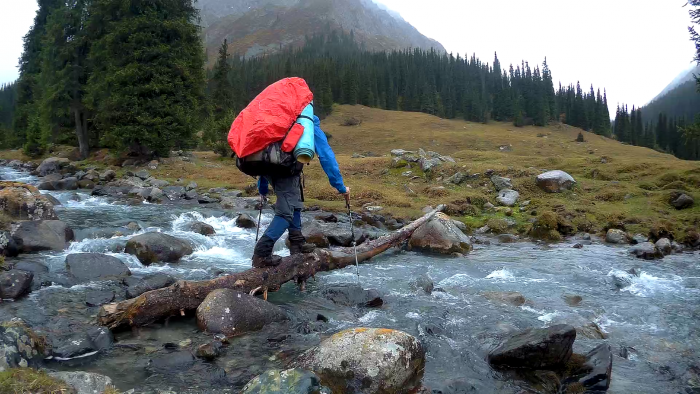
[529,211,562,241]
[341,117,362,126]
[0,368,71,394]
[575,132,585,142]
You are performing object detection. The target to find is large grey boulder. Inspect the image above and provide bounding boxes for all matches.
[564,343,613,393]
[99,169,116,182]
[655,238,672,256]
[605,229,629,244]
[630,242,662,260]
[12,220,74,252]
[536,170,576,193]
[488,324,576,369]
[124,232,193,265]
[491,175,513,191]
[0,231,19,257]
[124,273,176,298]
[163,186,186,201]
[0,319,46,371]
[496,189,519,207]
[0,270,33,299]
[409,212,471,255]
[65,253,131,282]
[49,371,113,394]
[670,193,694,210]
[242,369,330,394]
[0,182,58,221]
[37,157,70,176]
[196,289,287,337]
[294,328,425,394]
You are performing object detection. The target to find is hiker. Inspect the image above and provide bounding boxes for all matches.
[252,115,349,268]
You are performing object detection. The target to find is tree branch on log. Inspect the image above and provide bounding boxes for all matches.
[98,206,444,329]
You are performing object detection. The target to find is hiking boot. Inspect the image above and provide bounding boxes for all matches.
[252,255,283,268]
[288,229,315,255]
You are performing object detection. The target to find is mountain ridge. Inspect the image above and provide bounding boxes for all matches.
[198,0,445,60]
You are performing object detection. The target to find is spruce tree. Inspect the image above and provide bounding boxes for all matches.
[86,0,205,157]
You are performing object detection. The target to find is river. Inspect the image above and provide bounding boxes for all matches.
[0,165,698,393]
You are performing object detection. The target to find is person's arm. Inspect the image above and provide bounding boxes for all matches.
[313,116,347,194]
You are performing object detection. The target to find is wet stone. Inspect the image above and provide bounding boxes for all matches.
[195,341,223,360]
[0,270,33,299]
[12,220,74,252]
[125,273,177,298]
[410,273,434,294]
[488,324,576,369]
[236,213,257,229]
[563,343,613,393]
[409,212,472,255]
[85,289,115,306]
[242,369,330,394]
[48,371,113,394]
[482,291,526,306]
[188,221,216,236]
[321,284,384,307]
[148,351,195,373]
[65,253,131,282]
[124,232,193,265]
[196,289,287,337]
[563,294,583,306]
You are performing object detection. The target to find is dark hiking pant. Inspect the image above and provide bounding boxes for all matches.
[253,174,305,257]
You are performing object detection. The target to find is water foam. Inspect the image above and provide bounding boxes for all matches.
[607,269,684,297]
[485,268,515,282]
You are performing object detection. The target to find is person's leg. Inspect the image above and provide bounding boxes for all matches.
[288,209,305,255]
[252,174,300,266]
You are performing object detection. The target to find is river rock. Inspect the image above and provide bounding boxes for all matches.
[564,343,613,393]
[0,231,19,257]
[294,327,425,394]
[242,369,330,394]
[655,238,672,256]
[48,371,113,394]
[630,242,662,260]
[482,291,526,306]
[185,190,198,200]
[236,213,257,229]
[491,175,512,191]
[164,186,186,200]
[409,212,472,255]
[186,181,198,191]
[53,177,79,191]
[497,189,519,207]
[135,169,150,180]
[146,177,170,188]
[196,289,287,337]
[125,273,177,298]
[12,220,74,252]
[446,172,467,185]
[321,284,383,307]
[488,324,576,369]
[632,233,648,244]
[187,221,215,236]
[0,319,46,370]
[37,157,70,176]
[195,341,223,360]
[410,273,434,294]
[536,170,576,193]
[65,253,131,282]
[605,229,629,244]
[670,193,694,210]
[85,289,115,306]
[124,232,193,265]
[576,322,608,340]
[0,182,58,220]
[0,270,33,299]
[148,350,195,373]
[563,294,583,306]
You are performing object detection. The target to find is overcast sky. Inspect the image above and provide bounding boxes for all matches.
[1,0,696,114]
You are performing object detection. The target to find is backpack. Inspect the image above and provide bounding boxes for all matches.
[228,77,313,177]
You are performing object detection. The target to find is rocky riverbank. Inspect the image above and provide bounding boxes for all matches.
[0,156,698,393]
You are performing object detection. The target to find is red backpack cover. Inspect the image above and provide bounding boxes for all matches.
[227,77,314,158]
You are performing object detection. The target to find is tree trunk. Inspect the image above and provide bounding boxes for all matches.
[74,108,89,160]
[98,206,443,329]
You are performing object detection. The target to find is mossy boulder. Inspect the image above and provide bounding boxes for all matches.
[529,211,562,241]
[294,328,425,394]
[242,369,330,394]
[0,182,58,221]
[0,320,47,371]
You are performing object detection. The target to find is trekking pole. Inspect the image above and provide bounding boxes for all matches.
[345,196,361,284]
[255,194,263,242]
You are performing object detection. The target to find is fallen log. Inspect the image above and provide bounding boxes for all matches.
[98,206,444,329]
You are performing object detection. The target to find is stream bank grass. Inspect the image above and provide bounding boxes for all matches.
[0,368,71,394]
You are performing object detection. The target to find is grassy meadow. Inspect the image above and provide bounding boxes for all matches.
[5,104,700,241]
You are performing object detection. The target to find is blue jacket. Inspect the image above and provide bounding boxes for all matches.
[258,115,346,195]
